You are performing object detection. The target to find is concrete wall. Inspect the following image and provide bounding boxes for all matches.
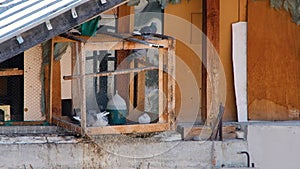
[0,134,248,169]
[248,123,300,169]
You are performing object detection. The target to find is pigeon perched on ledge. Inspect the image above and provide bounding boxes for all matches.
[139,22,157,35]
[133,22,158,36]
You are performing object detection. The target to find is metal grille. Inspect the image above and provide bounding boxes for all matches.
[24,44,45,121]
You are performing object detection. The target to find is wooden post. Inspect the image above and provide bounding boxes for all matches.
[202,0,220,127]
[79,43,87,135]
[158,48,165,123]
[48,40,54,123]
[116,4,132,107]
[52,50,62,118]
[168,40,176,129]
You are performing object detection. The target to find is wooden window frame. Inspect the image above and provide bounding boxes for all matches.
[51,35,176,135]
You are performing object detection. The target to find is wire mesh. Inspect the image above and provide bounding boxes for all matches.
[24,44,45,121]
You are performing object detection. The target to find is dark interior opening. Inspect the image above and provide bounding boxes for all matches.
[0,53,24,121]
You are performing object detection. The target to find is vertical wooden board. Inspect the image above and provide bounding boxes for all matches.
[48,41,54,123]
[158,48,165,123]
[80,43,87,134]
[24,44,45,121]
[52,59,62,117]
[116,4,132,108]
[205,0,223,127]
[136,64,145,111]
[248,1,300,120]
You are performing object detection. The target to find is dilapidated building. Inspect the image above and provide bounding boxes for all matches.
[0,0,299,168]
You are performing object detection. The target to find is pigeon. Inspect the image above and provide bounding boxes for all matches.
[139,22,157,35]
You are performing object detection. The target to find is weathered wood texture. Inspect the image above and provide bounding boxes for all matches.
[248,1,300,120]
[177,123,236,141]
[116,5,132,107]
[52,59,62,118]
[203,0,224,128]
[86,123,170,135]
[0,70,23,76]
[0,0,129,63]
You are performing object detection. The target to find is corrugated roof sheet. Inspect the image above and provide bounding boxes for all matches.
[0,0,89,44]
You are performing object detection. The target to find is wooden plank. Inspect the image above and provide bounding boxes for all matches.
[116,4,132,107]
[210,104,225,140]
[129,60,135,111]
[48,40,54,123]
[0,121,46,126]
[0,70,23,76]
[86,123,170,135]
[52,36,90,43]
[201,0,208,122]
[85,40,168,51]
[0,0,130,63]
[52,52,62,117]
[117,4,132,33]
[158,48,165,123]
[203,0,220,127]
[168,41,176,129]
[136,62,145,111]
[63,66,158,80]
[177,124,237,141]
[52,116,81,134]
[79,43,87,135]
[248,0,300,121]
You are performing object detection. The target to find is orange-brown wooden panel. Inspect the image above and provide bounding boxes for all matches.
[248,0,300,121]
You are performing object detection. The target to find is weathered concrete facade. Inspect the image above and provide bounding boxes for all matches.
[0,130,248,169]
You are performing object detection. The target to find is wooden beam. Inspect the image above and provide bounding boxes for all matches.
[48,40,54,123]
[158,48,165,123]
[0,0,129,63]
[63,66,158,80]
[86,123,170,135]
[52,59,62,117]
[116,4,132,107]
[202,0,220,127]
[167,41,176,129]
[84,40,168,51]
[79,43,87,135]
[0,70,23,76]
[52,116,81,134]
[136,62,145,112]
[0,121,46,126]
[177,124,237,141]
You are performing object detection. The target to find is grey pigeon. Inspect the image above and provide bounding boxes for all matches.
[139,22,157,35]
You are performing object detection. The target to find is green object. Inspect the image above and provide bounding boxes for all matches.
[80,16,101,36]
[107,109,127,125]
[106,91,127,125]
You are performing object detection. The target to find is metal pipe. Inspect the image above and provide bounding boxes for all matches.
[237,151,250,167]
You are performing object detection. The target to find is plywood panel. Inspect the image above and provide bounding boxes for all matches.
[220,0,240,121]
[165,0,202,123]
[24,44,45,121]
[248,1,300,121]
